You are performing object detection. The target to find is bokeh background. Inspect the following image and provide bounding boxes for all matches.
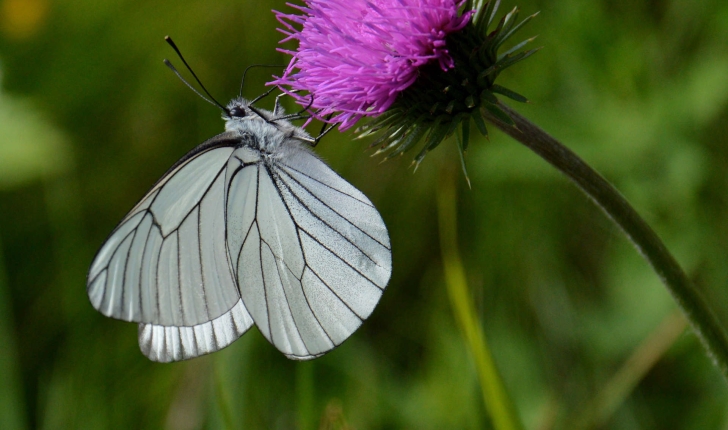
[2,0,728,428]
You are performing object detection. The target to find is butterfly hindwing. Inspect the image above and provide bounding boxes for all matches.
[138,299,252,362]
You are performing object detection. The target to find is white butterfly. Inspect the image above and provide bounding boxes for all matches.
[87,97,392,362]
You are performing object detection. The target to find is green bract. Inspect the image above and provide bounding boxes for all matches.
[355,0,539,180]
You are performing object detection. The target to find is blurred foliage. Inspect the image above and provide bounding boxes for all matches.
[1,0,728,429]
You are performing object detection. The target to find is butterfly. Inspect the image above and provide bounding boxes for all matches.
[86,96,392,362]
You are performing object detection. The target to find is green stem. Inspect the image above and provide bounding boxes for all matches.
[213,362,236,430]
[437,173,524,430]
[481,101,728,379]
[0,236,27,430]
[296,361,315,430]
[571,310,688,429]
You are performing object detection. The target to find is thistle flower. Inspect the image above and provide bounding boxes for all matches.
[271,0,473,130]
[271,0,539,175]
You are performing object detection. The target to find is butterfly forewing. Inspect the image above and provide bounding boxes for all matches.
[87,136,255,361]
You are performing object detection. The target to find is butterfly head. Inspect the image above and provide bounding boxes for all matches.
[228,103,248,119]
[223,98,272,133]
[224,98,253,121]
[223,98,314,152]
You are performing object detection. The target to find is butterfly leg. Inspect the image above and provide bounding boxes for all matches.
[311,114,336,147]
[273,91,295,116]
[272,89,308,116]
[296,114,335,148]
[275,93,316,122]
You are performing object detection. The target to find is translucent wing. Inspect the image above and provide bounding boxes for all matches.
[226,145,392,360]
[87,133,254,362]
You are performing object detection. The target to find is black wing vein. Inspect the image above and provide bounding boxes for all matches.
[279,161,374,207]
[275,168,386,267]
[268,166,383,290]
[261,238,310,353]
[303,261,366,322]
[196,206,211,321]
[278,167,390,250]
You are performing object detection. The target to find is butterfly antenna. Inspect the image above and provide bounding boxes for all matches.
[239,64,285,98]
[164,36,229,114]
[163,60,221,111]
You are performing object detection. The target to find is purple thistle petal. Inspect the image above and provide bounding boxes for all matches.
[269,0,474,130]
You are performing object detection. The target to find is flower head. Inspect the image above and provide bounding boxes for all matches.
[270,0,473,130]
[271,0,538,178]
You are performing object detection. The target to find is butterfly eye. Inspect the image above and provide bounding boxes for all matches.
[230,105,247,117]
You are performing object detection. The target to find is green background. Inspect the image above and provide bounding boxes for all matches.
[1,0,728,428]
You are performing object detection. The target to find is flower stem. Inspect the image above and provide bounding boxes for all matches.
[437,173,525,430]
[481,101,728,379]
[571,309,688,429]
[213,362,236,430]
[0,236,27,430]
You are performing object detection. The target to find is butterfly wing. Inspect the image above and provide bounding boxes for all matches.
[225,145,392,360]
[87,133,254,362]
